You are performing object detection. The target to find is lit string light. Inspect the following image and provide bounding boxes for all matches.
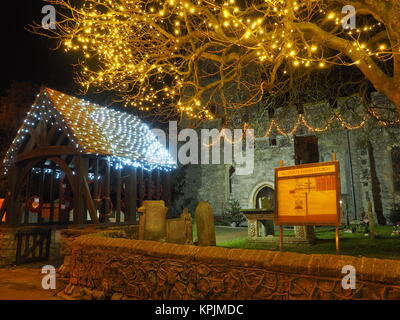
[31,0,399,123]
[202,106,399,148]
[2,88,176,175]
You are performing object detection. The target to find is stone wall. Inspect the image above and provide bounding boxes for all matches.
[58,224,139,278]
[181,93,400,223]
[0,226,62,267]
[0,227,18,266]
[232,136,295,210]
[63,235,400,300]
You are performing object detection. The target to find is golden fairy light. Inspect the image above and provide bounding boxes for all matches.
[30,0,400,123]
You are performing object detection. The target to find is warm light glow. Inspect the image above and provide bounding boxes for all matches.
[30,0,398,125]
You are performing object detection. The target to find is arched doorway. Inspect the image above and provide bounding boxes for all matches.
[251,184,275,237]
[12,156,77,225]
[253,185,275,209]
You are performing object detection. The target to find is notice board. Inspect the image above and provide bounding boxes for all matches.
[274,161,341,226]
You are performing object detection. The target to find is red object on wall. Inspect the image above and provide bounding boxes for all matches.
[27,196,43,213]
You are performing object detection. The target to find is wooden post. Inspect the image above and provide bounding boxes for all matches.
[147,170,153,200]
[126,166,137,223]
[336,226,340,255]
[7,166,21,225]
[333,152,340,254]
[156,169,161,200]
[73,155,86,225]
[38,165,45,224]
[164,171,171,208]
[49,168,55,224]
[116,167,121,223]
[279,160,284,251]
[82,176,99,224]
[24,172,31,224]
[104,159,111,221]
[59,173,66,224]
[93,157,100,209]
[138,167,144,205]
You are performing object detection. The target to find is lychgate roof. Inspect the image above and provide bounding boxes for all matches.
[2,88,176,172]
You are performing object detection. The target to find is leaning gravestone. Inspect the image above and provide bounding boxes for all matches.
[195,202,216,246]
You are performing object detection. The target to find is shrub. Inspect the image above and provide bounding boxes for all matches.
[388,206,400,225]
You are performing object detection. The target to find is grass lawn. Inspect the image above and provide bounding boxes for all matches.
[216,226,400,260]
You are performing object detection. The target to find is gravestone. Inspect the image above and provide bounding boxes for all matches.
[166,208,193,244]
[138,200,168,241]
[195,202,216,246]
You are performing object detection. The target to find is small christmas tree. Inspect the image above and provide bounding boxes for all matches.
[223,197,245,226]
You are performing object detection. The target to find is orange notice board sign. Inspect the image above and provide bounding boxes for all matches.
[275,161,341,226]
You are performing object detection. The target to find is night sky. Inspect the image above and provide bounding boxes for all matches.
[1,1,77,95]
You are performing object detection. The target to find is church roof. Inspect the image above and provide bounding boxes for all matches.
[2,88,176,172]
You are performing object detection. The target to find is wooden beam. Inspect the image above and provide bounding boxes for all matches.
[37,120,48,147]
[45,124,60,146]
[163,171,172,208]
[47,157,76,194]
[82,176,99,224]
[138,168,144,204]
[147,170,153,200]
[55,132,66,146]
[58,173,67,224]
[104,160,111,221]
[13,159,44,204]
[24,172,31,224]
[156,170,161,200]
[116,168,122,223]
[93,157,100,207]
[125,166,137,223]
[6,166,22,225]
[38,164,45,224]
[49,168,55,223]
[21,122,43,154]
[0,195,9,223]
[72,155,86,225]
[15,146,79,163]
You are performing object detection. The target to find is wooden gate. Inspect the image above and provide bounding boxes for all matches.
[15,229,51,264]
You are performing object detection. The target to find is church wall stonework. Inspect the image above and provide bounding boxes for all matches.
[179,93,400,222]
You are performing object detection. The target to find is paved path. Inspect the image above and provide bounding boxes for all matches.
[0,265,63,300]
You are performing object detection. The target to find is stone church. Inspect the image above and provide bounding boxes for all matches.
[173,92,400,225]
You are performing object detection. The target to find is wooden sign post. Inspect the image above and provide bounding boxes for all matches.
[275,154,341,254]
[279,160,284,252]
[332,153,340,255]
